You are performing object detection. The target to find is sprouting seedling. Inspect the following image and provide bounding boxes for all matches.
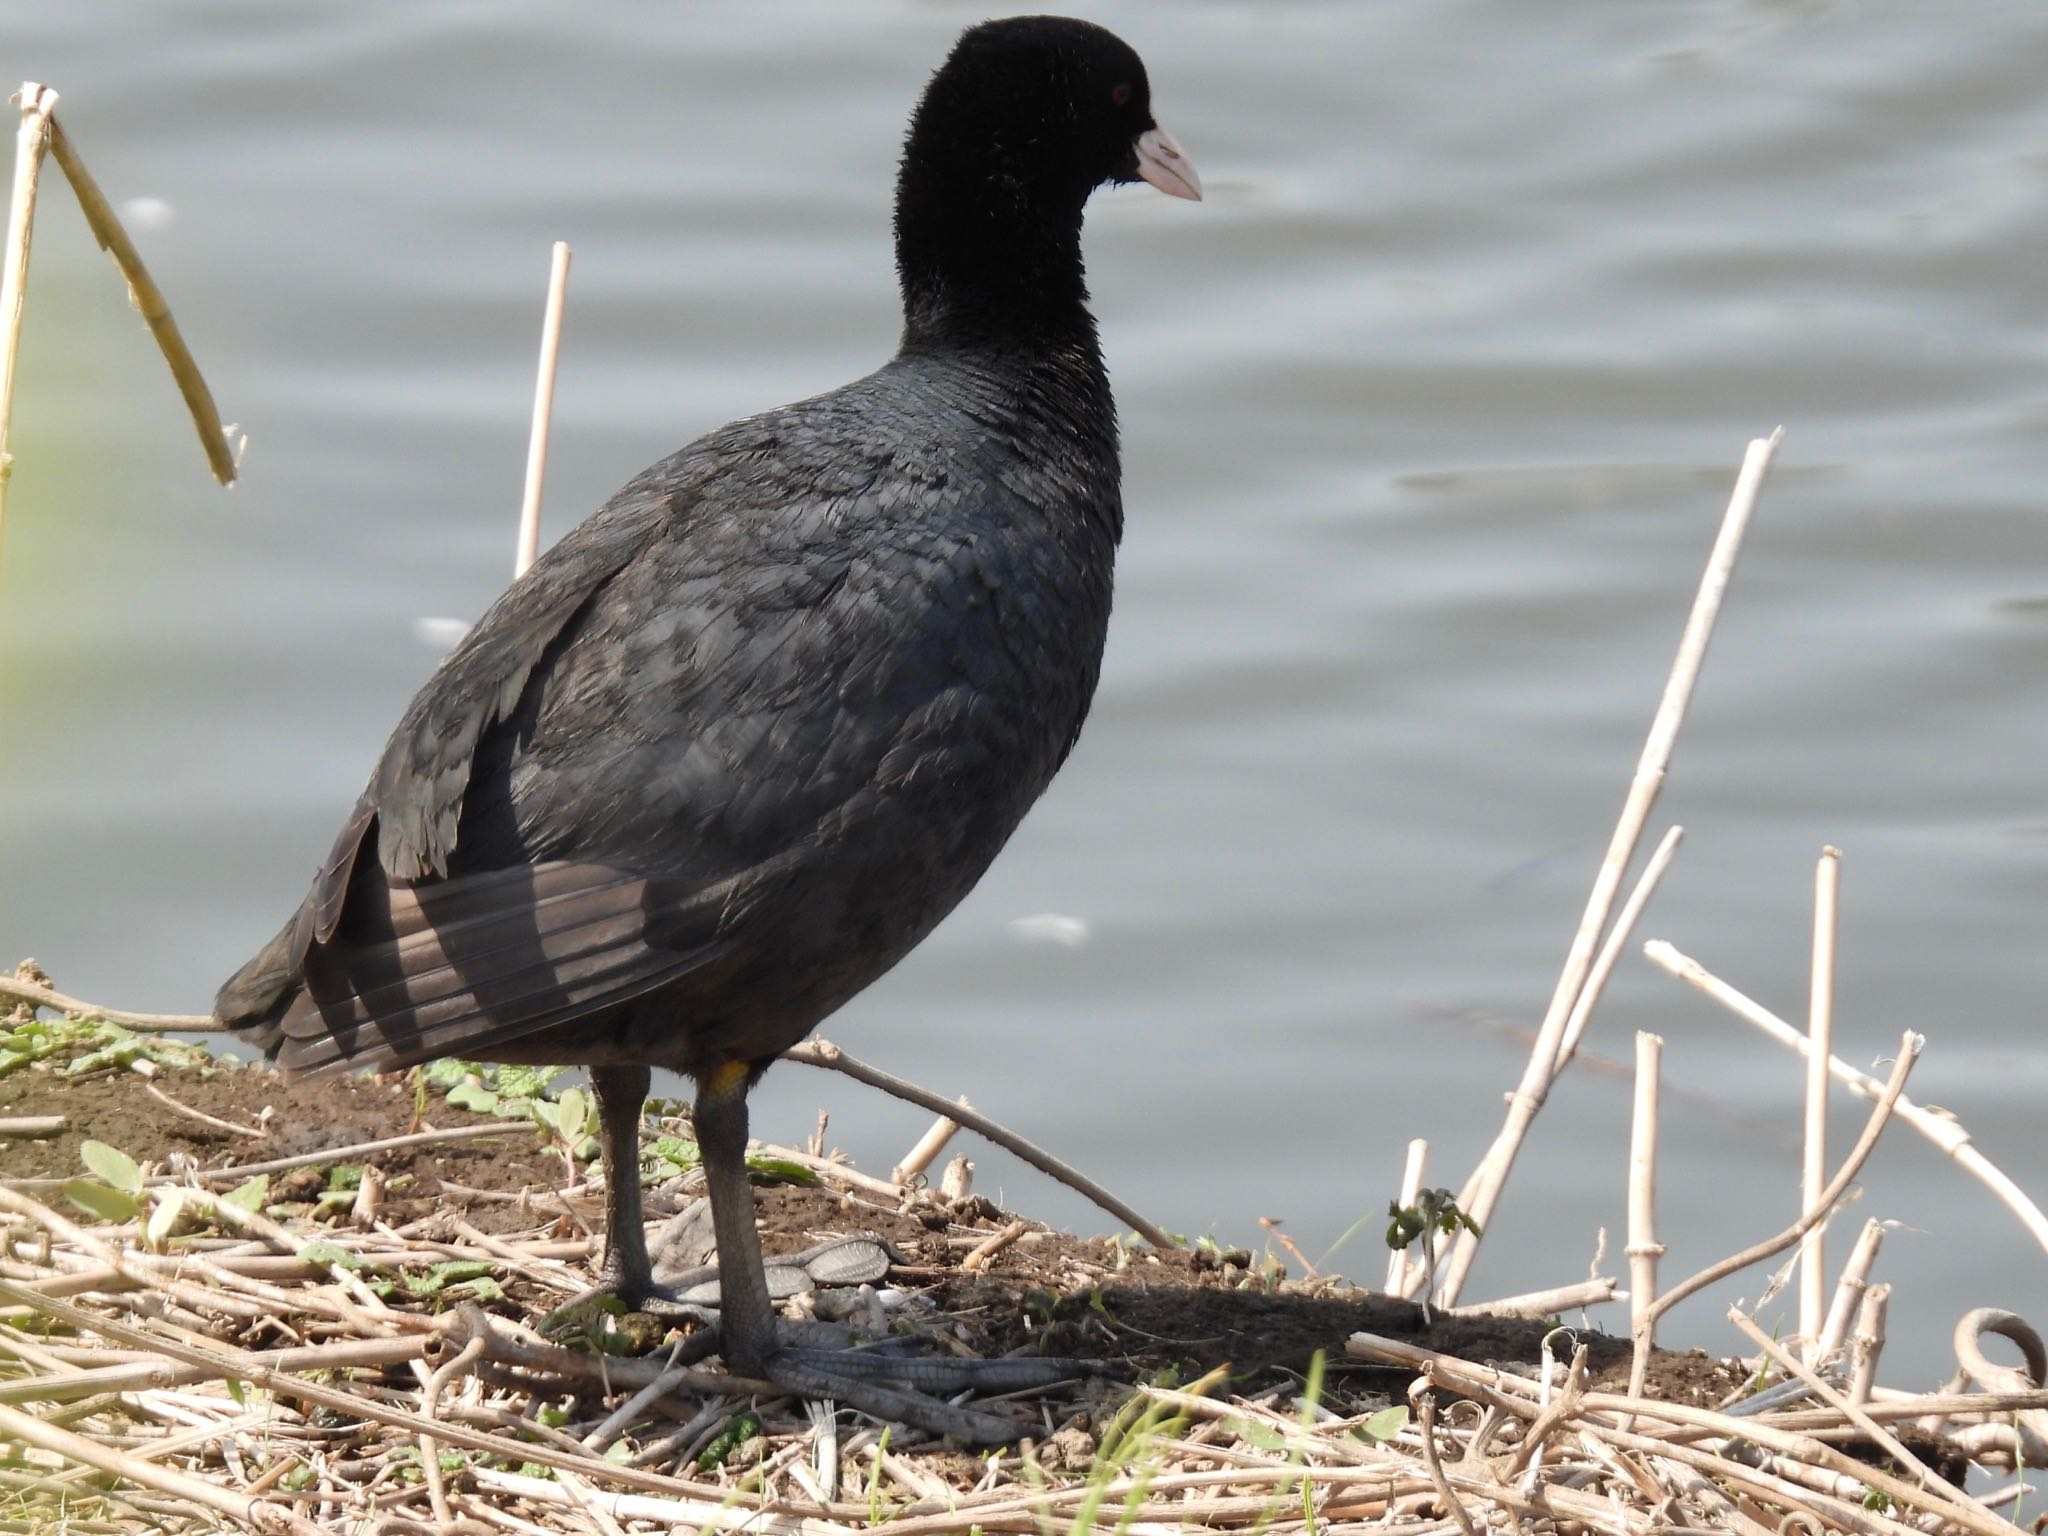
[64,1138,144,1222]
[1385,1188,1481,1322]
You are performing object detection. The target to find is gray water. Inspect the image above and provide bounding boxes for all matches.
[6,2,2046,1386]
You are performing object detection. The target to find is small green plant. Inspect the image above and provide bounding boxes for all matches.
[0,1013,208,1079]
[1385,1188,1480,1313]
[63,1139,144,1222]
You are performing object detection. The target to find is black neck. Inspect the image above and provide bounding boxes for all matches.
[892,146,1101,354]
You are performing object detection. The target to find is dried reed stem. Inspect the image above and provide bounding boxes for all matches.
[1848,1282,1888,1407]
[783,1037,1171,1246]
[0,83,56,557]
[1816,1217,1886,1365]
[1558,823,1684,1068]
[1385,1138,1427,1293]
[515,240,571,577]
[45,113,239,486]
[1643,939,2048,1254]
[1801,846,1840,1356]
[1626,1031,1665,1400]
[1639,1031,1918,1332]
[1435,430,1780,1307]
[892,1099,965,1186]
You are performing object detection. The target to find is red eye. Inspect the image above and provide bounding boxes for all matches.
[1110,82,1132,107]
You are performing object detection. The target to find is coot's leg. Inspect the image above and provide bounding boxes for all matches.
[691,1059,780,1374]
[590,1063,657,1296]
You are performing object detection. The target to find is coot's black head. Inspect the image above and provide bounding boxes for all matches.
[895,15,1199,345]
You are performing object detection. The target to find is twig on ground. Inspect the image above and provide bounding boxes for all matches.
[1434,430,1781,1308]
[891,1100,964,1186]
[142,1081,267,1139]
[783,1037,1172,1247]
[0,971,210,1031]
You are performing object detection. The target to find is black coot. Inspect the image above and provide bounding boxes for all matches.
[218,15,1199,1440]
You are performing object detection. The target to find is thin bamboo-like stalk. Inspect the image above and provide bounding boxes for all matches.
[1450,1276,1616,1319]
[1815,1217,1886,1365]
[1638,1033,1917,1333]
[515,240,572,577]
[45,113,239,487]
[1434,431,1781,1307]
[1557,824,1684,1069]
[1625,1032,1666,1400]
[893,1099,965,1186]
[1801,846,1840,1357]
[1848,1283,1889,1407]
[1385,1138,1427,1293]
[0,84,57,556]
[1643,939,2048,1255]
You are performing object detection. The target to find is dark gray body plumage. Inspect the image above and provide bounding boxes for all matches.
[219,339,1120,1078]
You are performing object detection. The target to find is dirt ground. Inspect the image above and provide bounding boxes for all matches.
[0,1051,1750,1416]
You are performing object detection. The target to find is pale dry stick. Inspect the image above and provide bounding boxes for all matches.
[892,1098,964,1185]
[581,1339,695,1455]
[0,84,57,552]
[1637,1031,1918,1334]
[142,1080,267,1139]
[1408,1388,1480,1536]
[0,1276,798,1511]
[783,1037,1172,1247]
[421,1336,487,1528]
[960,1218,1028,1272]
[1643,938,2048,1256]
[1449,1276,1617,1318]
[0,1398,320,1536]
[1558,824,1685,1069]
[1801,846,1841,1358]
[1847,1283,1888,1407]
[1344,1336,1963,1536]
[1725,1304,1994,1533]
[1815,1218,1887,1365]
[0,1333,432,1405]
[1385,1138,1427,1293]
[45,112,240,485]
[1506,1341,1588,1482]
[1434,431,1782,1308]
[515,240,572,577]
[0,1114,63,1137]
[0,971,209,1030]
[1625,1031,1666,1404]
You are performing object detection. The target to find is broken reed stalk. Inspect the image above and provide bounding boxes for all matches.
[1849,1283,1889,1406]
[1625,1031,1664,1400]
[1385,1137,1428,1292]
[891,1097,965,1186]
[1432,428,1783,1308]
[1638,1030,1919,1334]
[1556,823,1683,1069]
[45,111,239,486]
[0,972,207,1031]
[1643,938,2048,1256]
[515,239,572,578]
[1816,1216,1887,1364]
[0,84,57,554]
[1802,844,1841,1357]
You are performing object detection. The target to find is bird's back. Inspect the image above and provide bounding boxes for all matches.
[218,343,1121,1077]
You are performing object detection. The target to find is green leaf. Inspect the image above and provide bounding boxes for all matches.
[493,1064,564,1100]
[225,1378,247,1408]
[445,1082,499,1114]
[395,1260,496,1298]
[1358,1405,1409,1443]
[743,1154,819,1186]
[1230,1419,1287,1452]
[62,1179,139,1222]
[224,1175,270,1213]
[553,1086,589,1143]
[326,1164,364,1191]
[80,1140,143,1194]
[298,1241,367,1272]
[648,1136,699,1173]
[420,1058,474,1088]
